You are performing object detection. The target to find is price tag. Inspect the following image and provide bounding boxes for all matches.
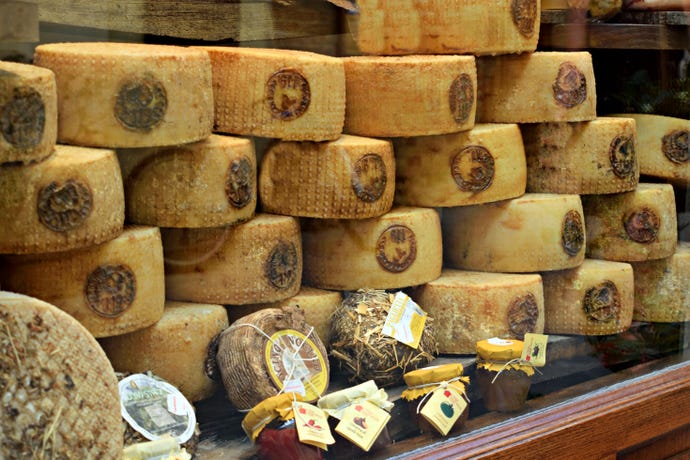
[419,386,468,436]
[382,292,427,349]
[521,333,549,367]
[335,400,391,452]
[293,402,335,450]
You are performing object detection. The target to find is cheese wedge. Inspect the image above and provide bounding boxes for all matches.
[33,42,213,148]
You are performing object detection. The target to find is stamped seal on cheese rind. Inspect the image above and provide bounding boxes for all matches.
[37,179,93,232]
[609,135,636,179]
[266,240,298,289]
[561,210,584,257]
[451,145,495,192]
[511,0,538,38]
[0,87,45,148]
[225,156,253,209]
[449,74,474,124]
[552,62,587,109]
[85,264,136,318]
[266,69,311,121]
[114,75,168,132]
[662,130,689,164]
[351,153,387,203]
[376,225,417,273]
[583,280,620,322]
[624,207,660,244]
[507,292,539,339]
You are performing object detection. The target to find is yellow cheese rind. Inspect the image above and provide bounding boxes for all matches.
[33,42,213,148]
[394,123,526,207]
[0,144,124,254]
[443,193,586,272]
[163,214,302,304]
[343,55,477,137]
[259,134,395,219]
[0,226,165,338]
[541,259,634,335]
[0,61,57,165]
[302,206,442,290]
[118,134,256,228]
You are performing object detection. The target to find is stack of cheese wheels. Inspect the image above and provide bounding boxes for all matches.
[100,300,229,402]
[200,46,346,141]
[0,61,57,165]
[409,269,545,354]
[259,134,395,219]
[393,123,527,207]
[33,42,214,148]
[522,117,639,194]
[118,134,256,227]
[0,226,165,338]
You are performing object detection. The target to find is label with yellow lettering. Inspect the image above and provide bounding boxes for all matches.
[521,333,549,367]
[335,400,391,452]
[293,401,335,450]
[381,292,427,349]
[419,386,468,436]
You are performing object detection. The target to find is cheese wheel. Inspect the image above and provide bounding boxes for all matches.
[33,42,213,148]
[443,193,586,272]
[582,183,677,262]
[409,269,544,354]
[0,144,124,254]
[163,214,302,304]
[302,206,442,290]
[343,55,477,137]
[523,117,639,194]
[200,46,345,141]
[100,300,229,402]
[541,259,634,335]
[353,0,540,56]
[0,226,165,338]
[118,134,256,228]
[476,52,597,123]
[393,123,526,207]
[259,134,394,219]
[0,291,122,458]
[0,61,57,165]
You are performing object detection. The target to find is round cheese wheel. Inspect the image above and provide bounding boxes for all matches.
[0,144,124,254]
[33,42,213,148]
[0,61,57,165]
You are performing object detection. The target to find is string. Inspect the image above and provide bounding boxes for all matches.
[482,358,542,384]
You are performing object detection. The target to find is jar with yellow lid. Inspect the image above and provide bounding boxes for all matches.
[475,338,534,412]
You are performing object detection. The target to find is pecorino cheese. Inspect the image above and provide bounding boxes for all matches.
[522,117,639,194]
[0,226,165,338]
[0,144,124,254]
[118,134,256,228]
[302,206,442,290]
[200,46,345,141]
[541,259,634,335]
[443,193,586,272]
[33,42,213,148]
[259,134,394,219]
[0,291,122,458]
[0,61,57,165]
[409,269,544,355]
[476,51,597,123]
[342,55,477,137]
[393,123,526,207]
[163,214,302,305]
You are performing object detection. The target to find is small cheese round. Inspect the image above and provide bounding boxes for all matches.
[0,61,57,165]
[259,134,395,219]
[33,42,213,148]
[0,144,124,254]
[200,46,345,141]
[163,214,302,304]
[393,123,526,207]
[118,134,256,228]
[302,206,442,290]
[342,55,477,137]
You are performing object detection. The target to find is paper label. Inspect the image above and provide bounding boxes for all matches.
[293,402,335,450]
[521,333,548,367]
[419,386,468,436]
[335,400,391,452]
[381,292,427,349]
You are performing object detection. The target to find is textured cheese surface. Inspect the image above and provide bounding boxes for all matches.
[394,123,526,207]
[443,193,586,272]
[343,55,477,137]
[100,300,229,402]
[0,291,122,458]
[118,134,256,227]
[201,46,345,141]
[33,42,213,148]
[477,51,597,123]
[583,183,677,262]
[353,0,541,56]
[0,226,165,338]
[523,117,639,194]
[409,269,544,354]
[0,144,124,254]
[541,259,634,335]
[163,213,302,304]
[302,206,442,290]
[259,134,395,218]
[0,61,57,165]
